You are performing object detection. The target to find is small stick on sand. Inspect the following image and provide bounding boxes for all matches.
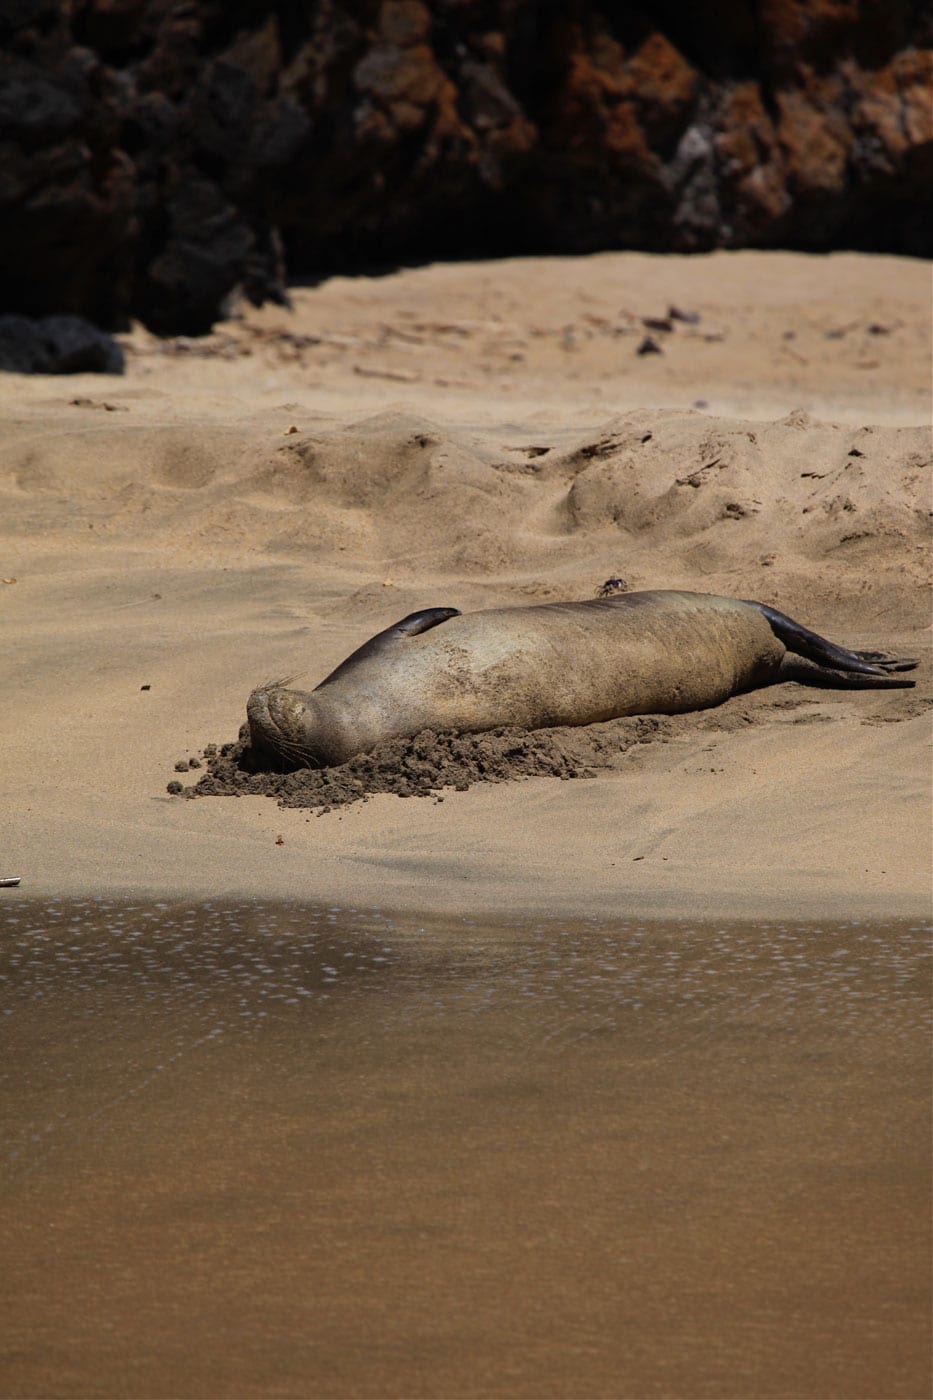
[0,876,22,887]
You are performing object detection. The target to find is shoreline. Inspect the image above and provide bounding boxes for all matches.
[3,885,930,928]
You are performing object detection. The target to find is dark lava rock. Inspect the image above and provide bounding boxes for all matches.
[0,1,929,337]
[0,314,124,374]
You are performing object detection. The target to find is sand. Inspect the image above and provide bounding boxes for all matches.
[0,249,930,921]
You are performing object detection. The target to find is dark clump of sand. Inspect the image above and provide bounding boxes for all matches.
[168,717,674,812]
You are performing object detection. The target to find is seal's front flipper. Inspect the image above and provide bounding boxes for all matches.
[318,607,461,686]
[391,608,461,637]
[747,600,917,688]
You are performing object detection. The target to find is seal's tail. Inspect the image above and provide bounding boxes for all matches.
[747,601,918,689]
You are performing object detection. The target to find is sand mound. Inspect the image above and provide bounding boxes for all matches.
[2,401,927,625]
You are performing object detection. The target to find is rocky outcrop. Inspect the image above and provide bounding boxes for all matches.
[0,313,124,372]
[1,0,930,338]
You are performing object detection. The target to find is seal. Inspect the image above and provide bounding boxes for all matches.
[246,590,917,769]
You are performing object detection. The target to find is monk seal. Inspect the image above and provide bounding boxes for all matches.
[246,590,917,769]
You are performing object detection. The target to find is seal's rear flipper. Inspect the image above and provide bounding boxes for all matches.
[851,649,918,672]
[777,654,917,689]
[747,601,917,687]
[319,607,461,685]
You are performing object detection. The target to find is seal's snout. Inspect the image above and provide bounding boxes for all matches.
[247,683,323,770]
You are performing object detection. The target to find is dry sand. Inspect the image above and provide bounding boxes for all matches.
[1,250,930,921]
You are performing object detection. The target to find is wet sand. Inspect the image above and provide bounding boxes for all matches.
[1,900,929,1399]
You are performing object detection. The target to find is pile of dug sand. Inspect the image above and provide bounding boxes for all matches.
[169,715,677,811]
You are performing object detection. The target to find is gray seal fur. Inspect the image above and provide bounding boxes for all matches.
[246,590,916,769]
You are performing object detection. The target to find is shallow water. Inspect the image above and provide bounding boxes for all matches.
[0,899,929,1400]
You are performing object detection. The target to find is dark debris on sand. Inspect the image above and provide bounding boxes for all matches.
[167,718,673,813]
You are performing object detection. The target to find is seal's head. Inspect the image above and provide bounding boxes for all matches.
[246,683,325,770]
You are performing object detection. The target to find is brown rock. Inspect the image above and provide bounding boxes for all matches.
[626,31,698,142]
